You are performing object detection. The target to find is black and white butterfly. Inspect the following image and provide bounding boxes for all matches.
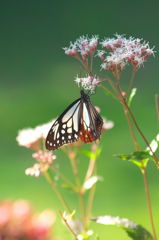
[45,90,103,150]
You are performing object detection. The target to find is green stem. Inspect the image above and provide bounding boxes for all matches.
[44,171,71,213]
[60,211,79,240]
[155,94,159,126]
[114,82,158,239]
[50,166,77,191]
[67,146,86,228]
[141,168,157,240]
[117,82,159,168]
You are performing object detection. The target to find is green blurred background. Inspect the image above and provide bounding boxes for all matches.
[1,0,159,239]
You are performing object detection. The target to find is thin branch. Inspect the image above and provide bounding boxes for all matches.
[44,171,71,213]
[155,94,159,126]
[67,146,86,228]
[128,70,136,92]
[141,168,157,240]
[50,166,77,191]
[116,83,159,168]
[59,211,79,240]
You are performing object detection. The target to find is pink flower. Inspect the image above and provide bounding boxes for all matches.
[25,151,56,177]
[0,200,55,240]
[99,34,155,73]
[64,35,99,60]
[32,151,56,164]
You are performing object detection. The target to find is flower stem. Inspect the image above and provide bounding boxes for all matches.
[44,171,71,213]
[59,211,79,240]
[117,83,159,168]
[141,168,157,240]
[155,94,159,126]
[50,166,77,191]
[128,70,136,92]
[113,82,158,239]
[67,146,86,228]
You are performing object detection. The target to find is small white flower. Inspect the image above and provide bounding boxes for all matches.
[25,164,41,177]
[83,176,103,190]
[74,75,101,93]
[92,215,137,229]
[146,139,158,155]
[102,117,114,131]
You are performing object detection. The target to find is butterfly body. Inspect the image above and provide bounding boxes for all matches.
[45,90,103,150]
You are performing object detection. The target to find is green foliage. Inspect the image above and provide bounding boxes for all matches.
[114,151,153,169]
[92,216,153,240]
[81,148,102,161]
[128,88,137,107]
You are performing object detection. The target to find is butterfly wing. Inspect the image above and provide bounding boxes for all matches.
[78,101,103,143]
[45,98,81,150]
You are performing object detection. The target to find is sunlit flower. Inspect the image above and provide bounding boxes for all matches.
[75,75,102,93]
[99,34,155,74]
[16,119,55,149]
[16,128,41,149]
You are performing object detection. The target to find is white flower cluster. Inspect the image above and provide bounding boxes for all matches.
[16,119,55,149]
[98,34,154,72]
[64,35,98,60]
[74,75,101,93]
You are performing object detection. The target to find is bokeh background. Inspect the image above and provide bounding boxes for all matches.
[1,0,159,239]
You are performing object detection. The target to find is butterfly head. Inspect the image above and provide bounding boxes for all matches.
[80,90,90,102]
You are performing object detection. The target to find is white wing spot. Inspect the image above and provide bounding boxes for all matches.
[67,128,72,133]
[57,140,59,144]
[50,142,52,146]
[62,136,65,140]
[57,132,60,139]
[47,140,49,143]
[67,119,72,128]
[61,129,65,134]
[68,135,71,139]
[63,124,66,128]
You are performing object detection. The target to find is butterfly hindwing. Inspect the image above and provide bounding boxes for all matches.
[78,101,103,143]
[45,98,81,150]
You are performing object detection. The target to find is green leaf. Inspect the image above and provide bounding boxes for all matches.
[128,88,137,106]
[114,151,152,168]
[81,148,101,161]
[92,215,153,240]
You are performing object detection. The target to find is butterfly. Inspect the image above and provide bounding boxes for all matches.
[45,90,103,150]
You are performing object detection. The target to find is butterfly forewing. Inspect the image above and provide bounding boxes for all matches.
[45,98,81,150]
